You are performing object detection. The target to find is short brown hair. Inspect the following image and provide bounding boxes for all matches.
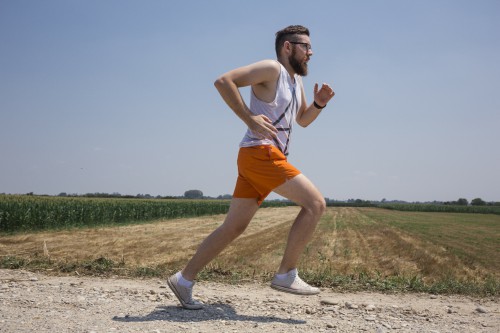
[275,25,310,57]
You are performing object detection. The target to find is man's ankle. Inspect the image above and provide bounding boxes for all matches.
[176,271,194,288]
[275,268,297,279]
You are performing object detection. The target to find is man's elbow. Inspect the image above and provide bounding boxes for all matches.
[214,76,228,90]
[296,118,309,128]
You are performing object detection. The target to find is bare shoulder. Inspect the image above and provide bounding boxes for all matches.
[247,59,280,85]
[243,59,280,79]
[250,59,281,72]
[219,59,280,88]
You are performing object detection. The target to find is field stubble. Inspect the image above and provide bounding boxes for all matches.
[0,207,498,295]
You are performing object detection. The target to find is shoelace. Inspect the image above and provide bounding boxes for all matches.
[293,275,314,289]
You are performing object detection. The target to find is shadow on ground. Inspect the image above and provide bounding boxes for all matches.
[112,302,306,325]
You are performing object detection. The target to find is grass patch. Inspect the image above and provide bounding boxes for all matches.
[359,208,500,273]
[300,269,499,296]
[1,254,498,296]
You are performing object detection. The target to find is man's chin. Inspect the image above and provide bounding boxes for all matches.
[301,64,308,76]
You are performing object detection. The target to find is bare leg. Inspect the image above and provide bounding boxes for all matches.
[181,198,259,281]
[272,174,326,274]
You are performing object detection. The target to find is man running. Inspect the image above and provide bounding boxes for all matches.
[168,25,335,309]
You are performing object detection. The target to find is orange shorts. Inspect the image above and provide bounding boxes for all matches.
[233,145,301,205]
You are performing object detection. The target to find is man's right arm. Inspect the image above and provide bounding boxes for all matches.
[214,60,280,140]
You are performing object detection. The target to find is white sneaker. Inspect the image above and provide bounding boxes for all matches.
[167,274,203,310]
[271,269,320,295]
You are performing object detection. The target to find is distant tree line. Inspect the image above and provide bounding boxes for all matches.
[440,198,497,206]
[4,191,496,207]
[57,192,168,199]
[326,197,500,207]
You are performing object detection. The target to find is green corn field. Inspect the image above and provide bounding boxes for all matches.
[0,195,224,232]
[0,195,278,232]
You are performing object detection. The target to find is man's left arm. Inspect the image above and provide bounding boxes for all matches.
[296,82,335,127]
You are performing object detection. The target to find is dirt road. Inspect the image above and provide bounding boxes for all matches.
[0,269,498,332]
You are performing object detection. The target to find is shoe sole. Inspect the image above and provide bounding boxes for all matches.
[167,277,203,310]
[271,283,320,295]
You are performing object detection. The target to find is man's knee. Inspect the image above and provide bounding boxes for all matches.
[304,196,326,218]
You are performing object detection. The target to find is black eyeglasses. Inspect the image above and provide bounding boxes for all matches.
[289,41,312,52]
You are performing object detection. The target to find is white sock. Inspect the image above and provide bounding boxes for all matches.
[275,268,297,280]
[176,271,194,288]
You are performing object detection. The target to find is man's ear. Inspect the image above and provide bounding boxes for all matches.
[283,40,292,54]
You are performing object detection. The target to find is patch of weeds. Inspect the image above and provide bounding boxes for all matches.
[425,276,498,296]
[0,256,26,269]
[134,266,163,278]
[298,268,499,296]
[25,258,53,270]
[197,263,247,284]
[0,256,54,272]
[404,275,426,292]
[82,257,116,275]
[58,261,80,273]
[484,275,500,296]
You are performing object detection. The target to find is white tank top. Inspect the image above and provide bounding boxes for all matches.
[239,62,302,156]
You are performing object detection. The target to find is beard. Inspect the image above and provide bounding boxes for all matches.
[289,47,309,76]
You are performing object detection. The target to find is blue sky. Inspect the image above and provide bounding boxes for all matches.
[1,0,499,202]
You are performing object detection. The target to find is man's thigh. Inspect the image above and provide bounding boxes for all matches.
[273,174,324,207]
[222,197,260,229]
